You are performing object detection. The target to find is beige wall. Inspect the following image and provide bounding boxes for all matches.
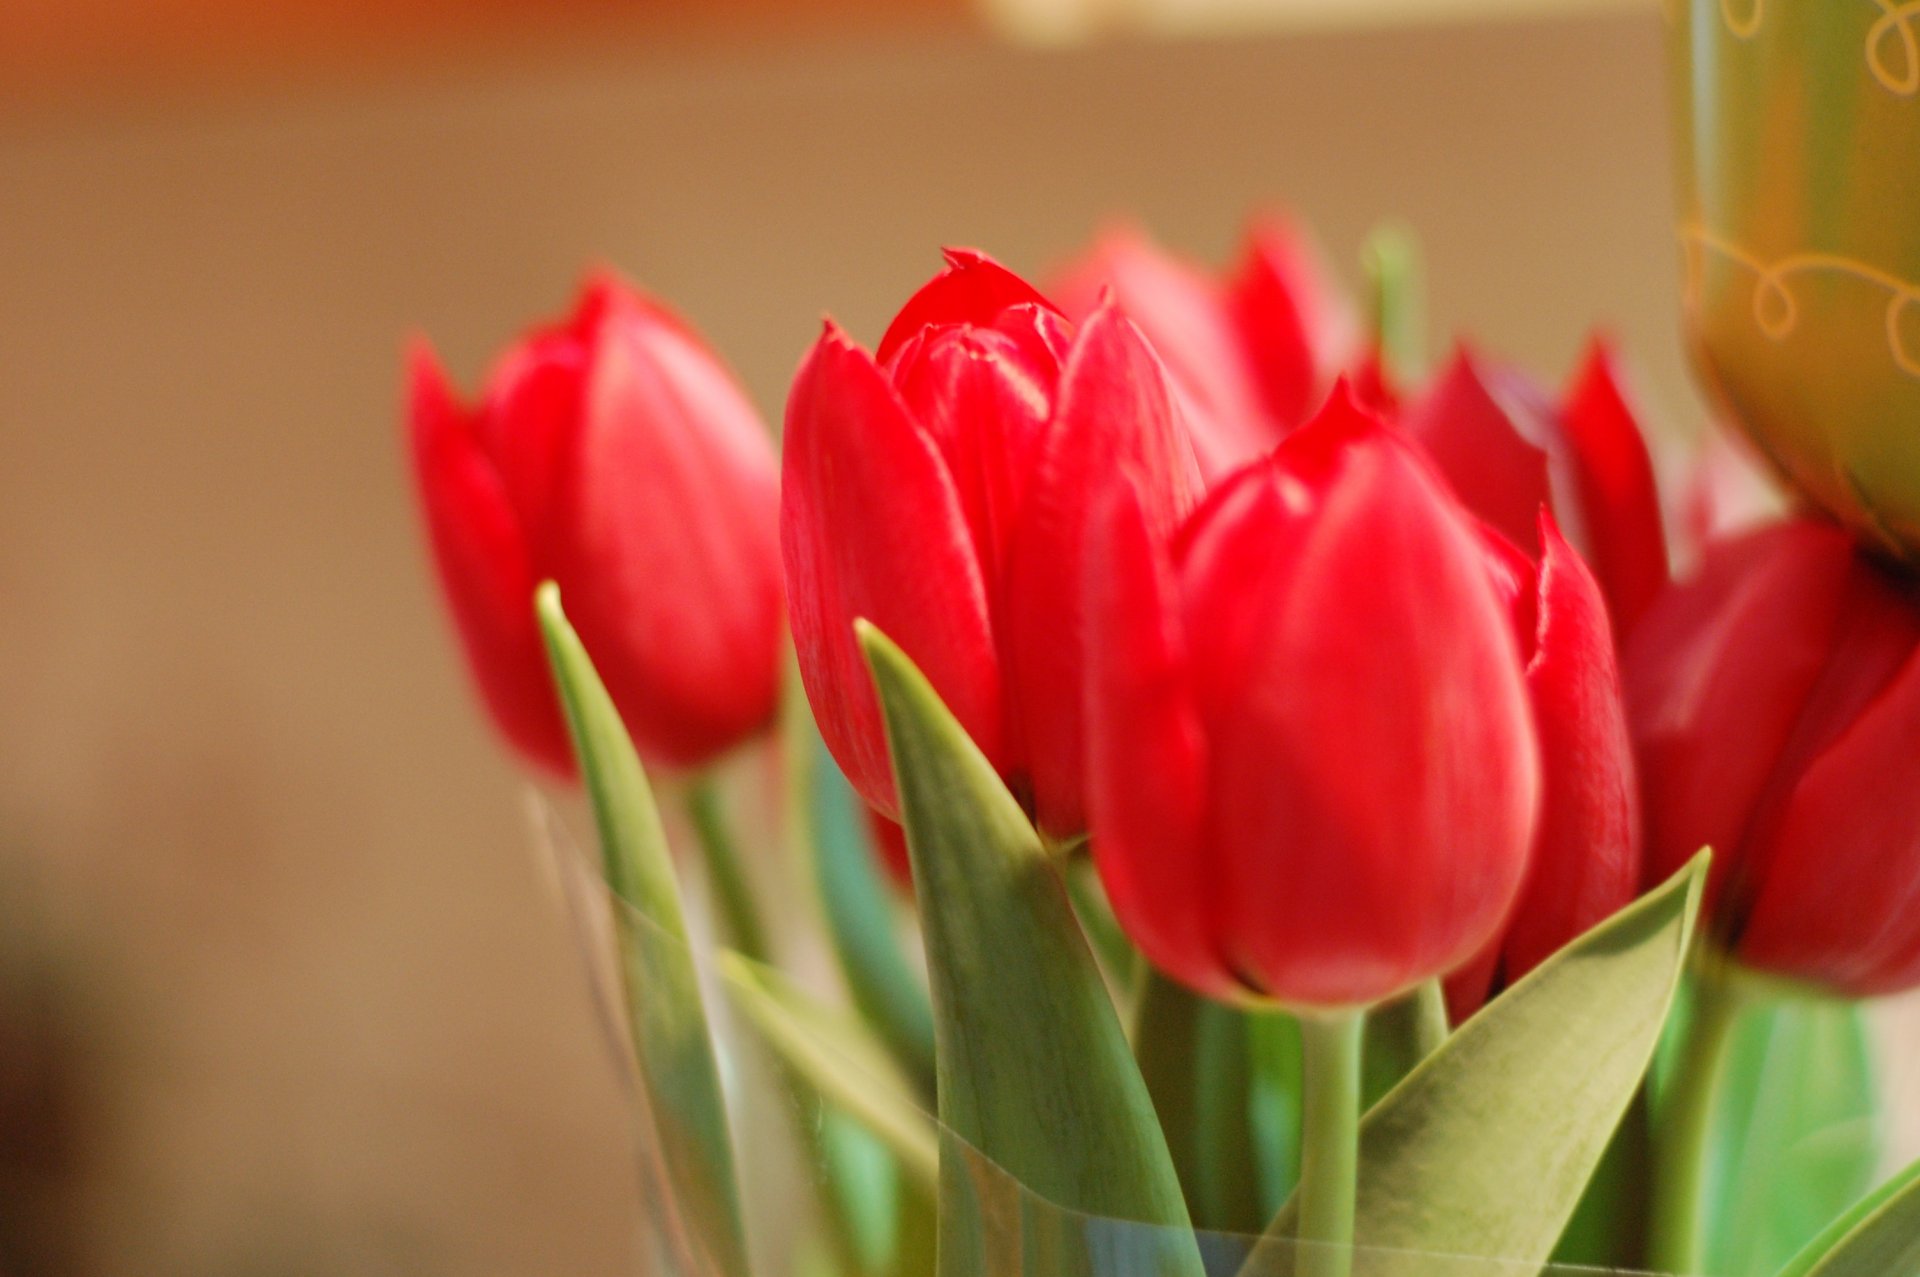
[4,11,1906,1274]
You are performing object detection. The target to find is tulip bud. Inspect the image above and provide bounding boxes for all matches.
[1626,517,1920,995]
[1085,390,1540,1010]
[1399,342,1669,636]
[782,249,1201,838]
[1047,218,1354,480]
[1446,516,1642,1020]
[406,274,784,776]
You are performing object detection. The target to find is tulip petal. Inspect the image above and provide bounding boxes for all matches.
[1501,515,1642,984]
[1050,226,1278,478]
[1625,521,1856,905]
[1084,478,1227,998]
[887,309,1069,580]
[1190,397,1540,1007]
[406,340,574,777]
[1002,304,1202,834]
[1738,570,1920,994]
[1400,349,1555,556]
[475,327,588,559]
[1561,341,1670,635]
[1225,214,1356,432]
[874,248,1061,366]
[782,324,1004,815]
[548,295,784,768]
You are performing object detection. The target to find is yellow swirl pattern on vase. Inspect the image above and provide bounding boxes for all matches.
[1681,226,1920,378]
[1868,1,1920,95]
[1711,0,1920,95]
[1721,0,1765,39]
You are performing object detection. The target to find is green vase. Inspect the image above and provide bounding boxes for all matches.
[1673,0,1920,559]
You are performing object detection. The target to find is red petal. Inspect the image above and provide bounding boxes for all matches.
[1737,564,1920,992]
[1185,400,1539,1007]
[544,295,784,769]
[1399,350,1555,556]
[1084,479,1230,998]
[1000,304,1201,835]
[874,249,1061,366]
[1500,515,1641,982]
[1225,214,1356,432]
[406,340,575,778]
[1624,520,1856,911]
[886,308,1069,580]
[1560,341,1670,636]
[1049,225,1278,478]
[476,324,588,567]
[782,324,1005,816]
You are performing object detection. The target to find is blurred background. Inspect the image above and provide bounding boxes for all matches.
[2,0,1913,1272]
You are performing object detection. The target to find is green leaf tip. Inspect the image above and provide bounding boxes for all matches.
[856,623,1204,1277]
[534,579,751,1277]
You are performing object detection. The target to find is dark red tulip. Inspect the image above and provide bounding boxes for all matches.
[1085,390,1540,1009]
[1627,517,1920,996]
[1048,219,1354,480]
[1399,342,1668,637]
[783,249,1201,838]
[407,273,783,775]
[1446,516,1642,1020]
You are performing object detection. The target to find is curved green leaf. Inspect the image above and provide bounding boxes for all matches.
[1707,998,1882,1277]
[535,582,750,1277]
[858,623,1204,1277]
[1779,1156,1920,1277]
[718,951,939,1189]
[1243,851,1709,1277]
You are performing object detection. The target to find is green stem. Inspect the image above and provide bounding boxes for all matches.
[685,777,771,965]
[1297,1010,1365,1277]
[1362,221,1424,380]
[1648,968,1747,1276]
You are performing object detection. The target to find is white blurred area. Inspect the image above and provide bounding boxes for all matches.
[1,2,1914,1274]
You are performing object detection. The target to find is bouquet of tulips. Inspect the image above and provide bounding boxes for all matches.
[401,214,1920,1277]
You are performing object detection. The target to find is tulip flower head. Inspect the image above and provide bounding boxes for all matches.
[783,249,1202,839]
[1047,218,1356,480]
[1085,390,1541,1010]
[407,274,784,777]
[1627,518,1920,996]
[1399,342,1669,637]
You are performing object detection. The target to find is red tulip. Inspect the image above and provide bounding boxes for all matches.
[1048,219,1355,480]
[783,249,1201,838]
[1445,516,1642,1020]
[1398,341,1669,637]
[1085,390,1540,1009]
[407,273,784,776]
[1626,517,1920,996]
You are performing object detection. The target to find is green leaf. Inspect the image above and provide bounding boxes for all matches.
[1550,1087,1653,1270]
[717,950,939,1190]
[1779,1156,1920,1277]
[800,714,939,1104]
[535,583,750,1277]
[1134,971,1268,1235]
[1242,851,1709,1277]
[858,622,1205,1277]
[1705,997,1883,1277]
